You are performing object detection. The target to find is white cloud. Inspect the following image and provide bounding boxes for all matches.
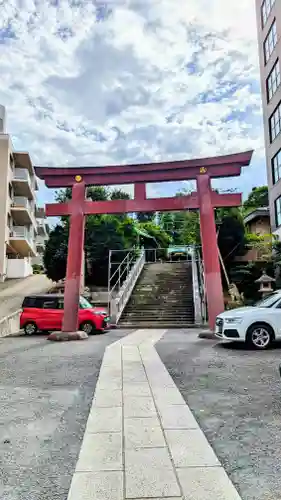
[0,0,265,203]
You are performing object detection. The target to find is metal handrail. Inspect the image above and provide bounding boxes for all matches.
[196,248,207,323]
[191,248,202,324]
[110,249,145,324]
[109,250,139,296]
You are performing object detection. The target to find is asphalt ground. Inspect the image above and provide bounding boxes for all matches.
[0,329,131,500]
[156,330,281,500]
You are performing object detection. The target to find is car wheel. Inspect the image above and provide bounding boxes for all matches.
[24,322,38,336]
[246,323,274,350]
[80,321,95,335]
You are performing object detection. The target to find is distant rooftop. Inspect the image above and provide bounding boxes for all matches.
[243,207,270,225]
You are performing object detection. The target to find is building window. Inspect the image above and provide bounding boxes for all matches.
[262,0,275,28]
[269,101,281,141]
[275,196,281,227]
[272,149,281,183]
[264,19,277,64]
[267,59,281,101]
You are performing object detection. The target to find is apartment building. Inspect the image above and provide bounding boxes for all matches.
[0,105,48,280]
[33,206,50,268]
[255,0,281,237]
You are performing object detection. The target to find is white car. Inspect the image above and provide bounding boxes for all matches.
[215,291,281,349]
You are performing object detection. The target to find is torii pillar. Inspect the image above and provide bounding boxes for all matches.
[197,171,224,327]
[35,150,253,338]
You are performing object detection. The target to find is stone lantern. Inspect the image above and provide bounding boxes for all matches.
[255,271,275,298]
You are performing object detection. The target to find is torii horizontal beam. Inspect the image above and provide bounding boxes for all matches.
[35,150,253,188]
[46,191,242,217]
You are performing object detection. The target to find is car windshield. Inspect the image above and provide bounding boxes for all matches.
[79,296,93,309]
[253,292,281,308]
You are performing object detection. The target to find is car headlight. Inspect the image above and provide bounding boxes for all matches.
[95,311,107,316]
[224,317,243,324]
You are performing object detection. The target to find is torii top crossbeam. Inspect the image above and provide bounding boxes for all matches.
[35,150,253,187]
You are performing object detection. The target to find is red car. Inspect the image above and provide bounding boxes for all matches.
[20,294,110,335]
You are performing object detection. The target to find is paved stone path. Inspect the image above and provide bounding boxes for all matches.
[67,329,242,500]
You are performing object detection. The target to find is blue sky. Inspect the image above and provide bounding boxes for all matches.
[0,0,266,206]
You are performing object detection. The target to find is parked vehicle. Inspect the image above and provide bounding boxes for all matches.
[20,294,110,335]
[215,291,281,349]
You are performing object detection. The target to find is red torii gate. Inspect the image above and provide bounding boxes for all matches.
[35,150,253,336]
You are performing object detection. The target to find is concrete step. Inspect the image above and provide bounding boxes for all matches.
[119,261,195,326]
[118,321,197,328]
[123,309,194,315]
[121,318,195,323]
[123,308,194,312]
[129,295,193,298]
[122,311,194,317]
[134,292,193,295]
[128,306,194,310]
[121,310,194,316]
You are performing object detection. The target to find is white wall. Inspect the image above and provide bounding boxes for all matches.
[7,258,33,278]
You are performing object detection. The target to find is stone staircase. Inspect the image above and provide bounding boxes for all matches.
[118,262,195,328]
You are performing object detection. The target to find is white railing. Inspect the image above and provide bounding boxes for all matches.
[110,249,145,324]
[11,226,33,243]
[196,249,207,324]
[13,168,30,182]
[12,197,37,229]
[12,196,30,210]
[37,219,48,234]
[5,225,10,242]
[191,248,202,324]
[8,167,14,183]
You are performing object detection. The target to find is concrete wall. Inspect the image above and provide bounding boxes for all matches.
[6,258,33,278]
[0,136,11,281]
[0,310,20,338]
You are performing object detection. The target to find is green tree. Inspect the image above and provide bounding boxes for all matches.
[138,221,171,248]
[110,189,130,200]
[44,185,171,285]
[56,186,109,203]
[136,212,156,223]
[217,214,247,265]
[43,225,68,281]
[159,210,200,246]
[243,186,269,210]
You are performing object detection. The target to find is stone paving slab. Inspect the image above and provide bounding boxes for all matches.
[68,471,123,500]
[177,467,242,500]
[124,417,166,448]
[158,404,199,429]
[85,406,122,433]
[67,329,243,500]
[166,428,220,467]
[76,432,123,472]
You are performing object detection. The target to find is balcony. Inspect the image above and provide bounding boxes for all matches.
[9,226,36,257]
[8,166,14,184]
[10,196,35,226]
[36,219,49,236]
[35,206,45,218]
[12,168,34,199]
